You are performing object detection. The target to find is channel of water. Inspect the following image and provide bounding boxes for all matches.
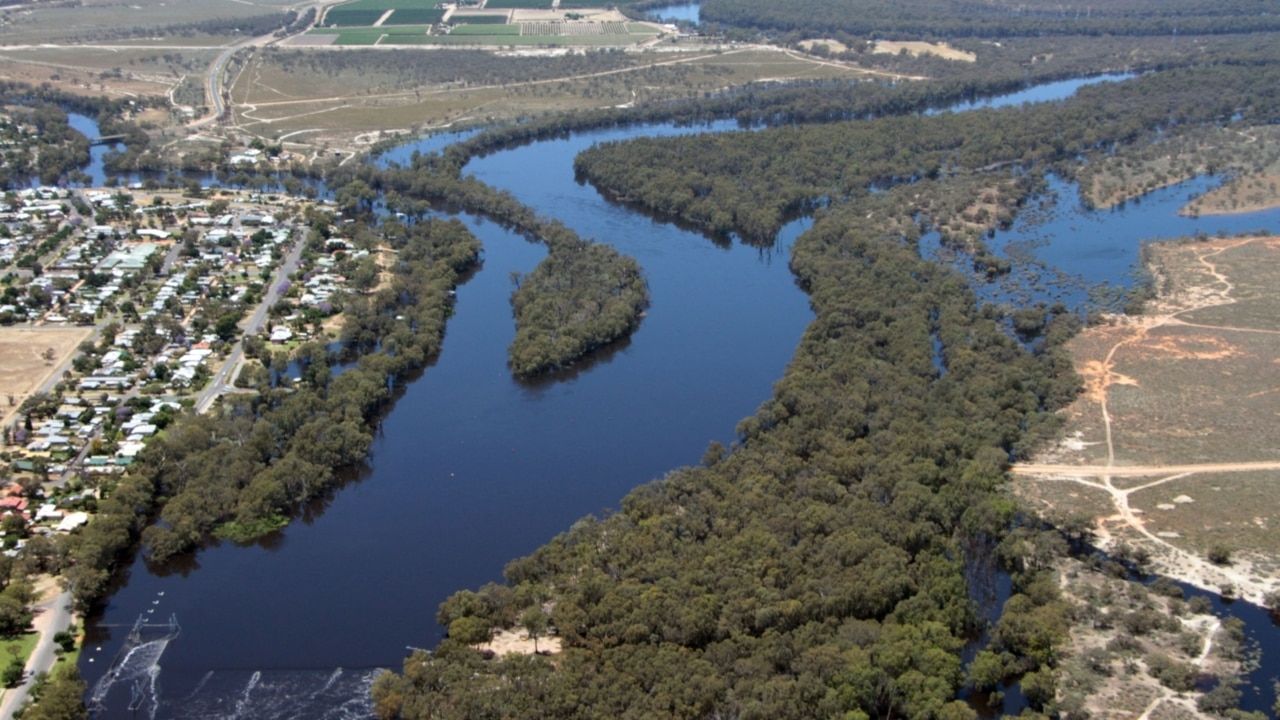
[65,77,1279,717]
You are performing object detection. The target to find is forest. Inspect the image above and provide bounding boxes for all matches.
[371,180,1082,719]
[575,61,1280,245]
[698,0,1280,39]
[508,229,649,376]
[10,7,1280,717]
[363,21,1280,720]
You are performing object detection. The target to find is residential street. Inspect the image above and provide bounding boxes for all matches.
[0,587,73,720]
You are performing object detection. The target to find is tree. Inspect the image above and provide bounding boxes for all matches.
[19,664,88,720]
[0,596,32,637]
[1,658,21,688]
[520,606,549,653]
[447,616,491,649]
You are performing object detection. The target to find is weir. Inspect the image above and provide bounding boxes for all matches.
[88,614,180,717]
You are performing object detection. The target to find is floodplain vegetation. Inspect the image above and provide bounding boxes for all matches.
[5,0,1280,716]
[366,13,1280,720]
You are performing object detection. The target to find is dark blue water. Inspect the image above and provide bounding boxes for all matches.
[933,73,1134,115]
[77,75,1280,718]
[67,113,121,188]
[83,134,810,719]
[923,174,1280,312]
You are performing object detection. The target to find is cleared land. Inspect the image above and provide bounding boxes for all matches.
[230,46,879,148]
[1014,235,1280,603]
[0,326,93,428]
[0,0,290,45]
[872,40,975,62]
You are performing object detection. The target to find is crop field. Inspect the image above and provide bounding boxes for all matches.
[485,0,554,9]
[450,25,522,35]
[323,9,387,26]
[520,21,631,35]
[0,0,287,44]
[451,14,513,24]
[309,26,432,44]
[327,0,439,11]
[384,8,448,24]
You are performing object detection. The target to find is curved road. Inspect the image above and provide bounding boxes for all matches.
[191,1,333,128]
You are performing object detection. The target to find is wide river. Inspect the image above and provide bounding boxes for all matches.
[79,78,1280,718]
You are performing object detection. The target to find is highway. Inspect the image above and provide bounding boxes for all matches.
[191,1,333,128]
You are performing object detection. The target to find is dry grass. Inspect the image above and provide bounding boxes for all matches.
[0,326,92,426]
[1015,236,1280,600]
[872,40,975,62]
[1185,174,1280,216]
[232,47,864,143]
[0,0,285,45]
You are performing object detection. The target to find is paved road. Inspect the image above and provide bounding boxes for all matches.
[196,235,305,413]
[0,590,73,720]
[191,1,331,128]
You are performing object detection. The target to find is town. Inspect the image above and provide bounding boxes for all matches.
[0,178,363,566]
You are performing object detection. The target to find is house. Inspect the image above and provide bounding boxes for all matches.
[56,512,89,532]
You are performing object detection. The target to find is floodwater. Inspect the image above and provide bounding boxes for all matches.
[72,75,1280,718]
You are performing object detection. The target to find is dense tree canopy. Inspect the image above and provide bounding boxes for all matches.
[699,0,1280,39]
[372,179,1080,718]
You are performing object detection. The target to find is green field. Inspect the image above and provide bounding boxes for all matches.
[323,8,385,26]
[328,0,438,10]
[451,14,511,24]
[484,0,553,8]
[309,25,431,43]
[394,32,655,45]
[385,8,447,24]
[450,24,521,35]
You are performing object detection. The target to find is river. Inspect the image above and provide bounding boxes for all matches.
[73,78,1280,718]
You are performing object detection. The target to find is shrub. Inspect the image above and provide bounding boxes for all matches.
[1207,544,1232,565]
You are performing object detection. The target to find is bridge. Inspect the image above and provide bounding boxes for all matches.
[89,134,127,146]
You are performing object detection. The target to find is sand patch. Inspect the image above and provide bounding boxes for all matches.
[478,627,562,657]
[798,39,848,54]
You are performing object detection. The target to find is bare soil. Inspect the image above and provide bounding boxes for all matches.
[872,40,975,62]
[1014,236,1280,604]
[478,627,562,657]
